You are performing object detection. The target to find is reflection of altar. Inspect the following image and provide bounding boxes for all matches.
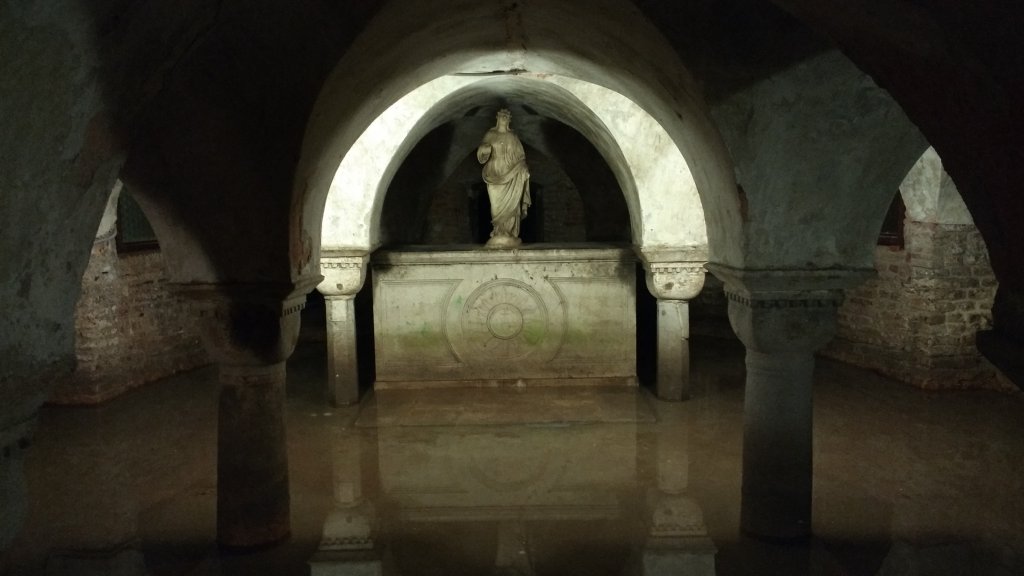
[370,244,636,389]
[378,424,636,522]
[309,394,716,576]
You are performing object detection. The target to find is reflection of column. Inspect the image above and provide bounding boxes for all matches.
[182,278,318,548]
[1,417,34,554]
[640,252,706,401]
[642,404,715,576]
[310,427,381,576]
[319,253,369,406]
[493,520,534,576]
[35,415,146,576]
[708,265,869,540]
[654,409,689,495]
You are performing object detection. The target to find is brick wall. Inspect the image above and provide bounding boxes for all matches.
[823,220,1003,389]
[50,237,208,404]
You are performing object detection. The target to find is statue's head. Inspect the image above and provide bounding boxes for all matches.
[496,108,512,123]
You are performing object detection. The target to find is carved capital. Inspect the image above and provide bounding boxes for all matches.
[175,275,322,366]
[706,264,873,354]
[637,247,707,300]
[646,263,706,300]
[319,251,370,298]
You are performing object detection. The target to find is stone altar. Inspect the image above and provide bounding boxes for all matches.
[371,244,637,388]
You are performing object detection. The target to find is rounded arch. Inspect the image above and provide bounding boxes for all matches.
[320,74,707,252]
[294,0,741,267]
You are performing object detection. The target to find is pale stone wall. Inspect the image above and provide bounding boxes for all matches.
[50,238,207,404]
[824,220,1000,389]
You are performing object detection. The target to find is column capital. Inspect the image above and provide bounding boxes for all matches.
[636,247,707,300]
[706,265,873,353]
[174,275,322,366]
[319,251,370,298]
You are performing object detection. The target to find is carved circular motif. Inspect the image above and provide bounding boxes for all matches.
[461,280,548,360]
[486,303,524,340]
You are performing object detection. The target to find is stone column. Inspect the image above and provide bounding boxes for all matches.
[319,253,370,406]
[180,277,319,549]
[707,265,870,540]
[639,250,706,401]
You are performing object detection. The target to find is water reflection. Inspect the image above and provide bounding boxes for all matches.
[310,390,715,576]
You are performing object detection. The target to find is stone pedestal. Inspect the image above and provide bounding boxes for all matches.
[707,265,870,540]
[180,277,319,549]
[320,253,370,405]
[371,245,637,388]
[640,252,706,401]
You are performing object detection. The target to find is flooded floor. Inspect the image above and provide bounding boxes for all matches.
[7,336,1024,575]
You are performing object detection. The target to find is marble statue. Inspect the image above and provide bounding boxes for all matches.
[477,108,531,248]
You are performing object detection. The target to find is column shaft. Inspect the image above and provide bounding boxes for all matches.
[218,362,290,548]
[325,296,360,406]
[741,349,814,539]
[656,300,691,401]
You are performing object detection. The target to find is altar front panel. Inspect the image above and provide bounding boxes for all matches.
[371,245,637,388]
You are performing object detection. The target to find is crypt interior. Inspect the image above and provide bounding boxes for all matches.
[2,0,1024,575]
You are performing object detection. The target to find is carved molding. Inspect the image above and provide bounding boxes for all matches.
[705,263,874,295]
[319,505,375,551]
[636,246,707,301]
[320,536,374,551]
[644,262,706,301]
[649,494,708,538]
[706,264,873,353]
[724,290,844,309]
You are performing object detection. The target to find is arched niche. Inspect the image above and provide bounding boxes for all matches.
[294,0,740,270]
[319,74,706,255]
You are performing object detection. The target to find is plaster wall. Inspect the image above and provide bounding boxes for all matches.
[0,0,123,450]
[711,50,927,270]
[901,148,974,225]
